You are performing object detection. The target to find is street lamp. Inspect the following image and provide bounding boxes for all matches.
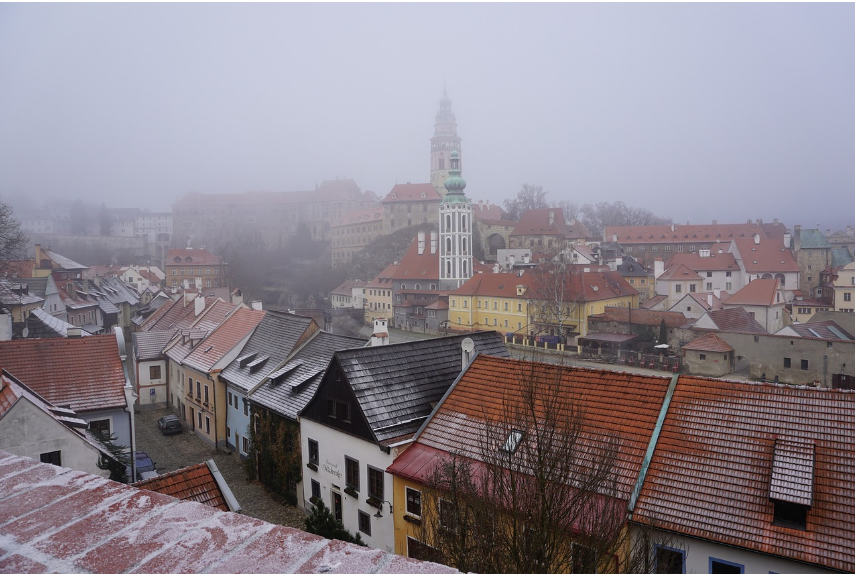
[373,500,394,518]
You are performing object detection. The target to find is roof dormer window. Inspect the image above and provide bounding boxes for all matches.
[770,438,813,530]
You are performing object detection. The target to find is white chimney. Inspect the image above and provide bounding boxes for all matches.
[461,337,475,369]
[754,233,760,245]
[370,318,389,346]
[417,231,425,255]
[251,300,263,310]
[67,326,82,338]
[783,232,791,248]
[612,234,618,242]
[548,211,555,226]
[509,254,516,267]
[671,224,675,232]
[194,295,205,316]
[0,309,12,341]
[615,257,623,267]
[523,253,531,264]
[707,293,713,308]
[714,288,721,298]
[430,232,437,254]
[654,258,665,279]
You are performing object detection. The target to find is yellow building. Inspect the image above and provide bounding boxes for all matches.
[833,261,855,313]
[364,263,397,326]
[448,269,639,345]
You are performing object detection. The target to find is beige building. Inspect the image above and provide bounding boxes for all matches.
[330,207,384,268]
[833,261,855,313]
[171,179,376,251]
[364,263,397,325]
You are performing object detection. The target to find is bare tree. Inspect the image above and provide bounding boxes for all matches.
[552,199,580,222]
[528,264,586,344]
[579,201,672,238]
[503,184,550,221]
[0,198,29,275]
[416,359,675,573]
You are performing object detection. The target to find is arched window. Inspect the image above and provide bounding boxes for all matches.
[446,215,452,231]
[461,216,467,231]
[415,283,421,290]
[463,238,468,253]
[446,238,452,253]
[439,157,445,169]
[446,261,451,276]
[463,260,469,276]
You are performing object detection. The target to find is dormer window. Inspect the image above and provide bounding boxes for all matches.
[770,438,813,530]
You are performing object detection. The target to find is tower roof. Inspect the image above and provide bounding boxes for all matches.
[442,150,467,203]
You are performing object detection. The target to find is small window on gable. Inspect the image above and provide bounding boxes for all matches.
[501,430,524,454]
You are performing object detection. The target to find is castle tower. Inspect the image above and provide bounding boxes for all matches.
[430,89,462,198]
[439,150,473,291]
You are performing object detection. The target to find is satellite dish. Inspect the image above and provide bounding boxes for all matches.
[461,338,475,354]
[21,327,29,338]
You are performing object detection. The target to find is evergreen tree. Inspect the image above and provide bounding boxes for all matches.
[304,499,365,546]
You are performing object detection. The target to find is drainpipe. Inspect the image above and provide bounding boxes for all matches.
[208,372,219,450]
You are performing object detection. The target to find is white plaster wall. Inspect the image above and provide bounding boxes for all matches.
[637,528,836,574]
[301,418,396,553]
[83,408,131,448]
[137,359,167,408]
[0,399,110,478]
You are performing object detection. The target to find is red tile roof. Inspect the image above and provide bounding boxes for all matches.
[632,377,855,572]
[331,207,383,227]
[606,222,776,245]
[589,306,688,328]
[391,355,673,502]
[510,208,588,239]
[471,202,506,222]
[133,462,231,512]
[451,272,531,298]
[665,251,739,272]
[173,179,365,207]
[733,237,799,273]
[0,335,127,412]
[165,249,224,267]
[0,450,454,574]
[365,263,398,289]
[724,278,781,307]
[182,307,266,373]
[380,183,441,203]
[697,307,768,334]
[681,332,734,352]
[657,263,703,282]
[391,237,439,281]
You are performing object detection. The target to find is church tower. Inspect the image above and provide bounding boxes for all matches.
[439,150,473,291]
[430,89,462,198]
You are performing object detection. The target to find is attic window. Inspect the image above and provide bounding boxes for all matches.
[770,438,813,530]
[501,430,524,454]
[238,352,258,368]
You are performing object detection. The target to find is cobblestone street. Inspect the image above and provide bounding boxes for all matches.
[134,407,306,529]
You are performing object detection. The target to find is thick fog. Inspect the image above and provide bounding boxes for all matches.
[1,3,854,228]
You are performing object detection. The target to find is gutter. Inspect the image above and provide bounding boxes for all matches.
[627,372,679,518]
[206,459,241,513]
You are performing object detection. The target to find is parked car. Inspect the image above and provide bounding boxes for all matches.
[128,451,157,483]
[157,414,183,435]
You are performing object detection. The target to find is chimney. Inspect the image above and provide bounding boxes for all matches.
[612,234,618,242]
[548,210,555,226]
[430,232,437,254]
[66,282,76,299]
[654,258,665,280]
[714,288,721,298]
[753,233,760,245]
[509,254,515,267]
[783,232,791,249]
[461,337,475,369]
[712,219,717,225]
[0,309,12,341]
[370,318,389,346]
[847,225,854,238]
[670,223,675,232]
[67,326,82,338]
[417,231,425,255]
[194,296,205,316]
[251,300,263,311]
[707,293,713,308]
[523,252,531,264]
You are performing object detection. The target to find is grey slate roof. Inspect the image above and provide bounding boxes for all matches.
[798,229,832,250]
[25,308,91,338]
[616,256,649,277]
[44,249,87,271]
[97,276,141,307]
[0,279,44,307]
[133,330,178,361]
[19,277,47,299]
[832,247,853,268]
[334,331,509,444]
[219,311,319,393]
[249,331,366,420]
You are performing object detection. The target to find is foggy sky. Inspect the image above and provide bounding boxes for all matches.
[2,3,854,230]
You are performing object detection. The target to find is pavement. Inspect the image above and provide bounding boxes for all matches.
[134,407,306,529]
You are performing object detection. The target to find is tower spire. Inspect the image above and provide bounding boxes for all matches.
[430,88,461,198]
